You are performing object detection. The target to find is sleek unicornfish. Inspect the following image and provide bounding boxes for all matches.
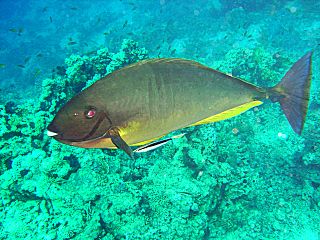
[47,52,312,158]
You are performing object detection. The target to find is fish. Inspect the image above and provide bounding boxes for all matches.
[68,41,77,45]
[17,64,25,68]
[33,68,42,78]
[47,52,313,159]
[134,133,185,153]
[84,50,96,55]
[123,20,128,28]
[9,28,24,35]
[24,56,31,63]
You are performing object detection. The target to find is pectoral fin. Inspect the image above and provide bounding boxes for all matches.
[108,128,134,159]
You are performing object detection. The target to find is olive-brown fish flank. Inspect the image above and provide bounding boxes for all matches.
[71,58,265,148]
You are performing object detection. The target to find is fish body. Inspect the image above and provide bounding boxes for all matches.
[48,53,312,157]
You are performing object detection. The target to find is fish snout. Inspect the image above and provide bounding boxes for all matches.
[47,124,59,137]
[47,130,58,137]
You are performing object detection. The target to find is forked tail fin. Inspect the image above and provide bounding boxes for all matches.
[269,51,312,135]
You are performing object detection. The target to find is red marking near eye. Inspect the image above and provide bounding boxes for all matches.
[87,109,96,118]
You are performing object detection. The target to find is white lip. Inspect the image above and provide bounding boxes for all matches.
[47,130,58,137]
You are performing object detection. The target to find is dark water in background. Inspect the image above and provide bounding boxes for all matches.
[1,0,320,239]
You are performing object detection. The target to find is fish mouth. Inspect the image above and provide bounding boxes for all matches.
[47,123,61,138]
[47,130,58,137]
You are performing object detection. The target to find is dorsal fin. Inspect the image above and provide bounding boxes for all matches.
[119,58,213,71]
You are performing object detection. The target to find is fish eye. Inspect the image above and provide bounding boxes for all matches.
[85,107,96,119]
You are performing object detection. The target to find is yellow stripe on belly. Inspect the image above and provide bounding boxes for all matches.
[118,120,165,146]
[190,100,263,127]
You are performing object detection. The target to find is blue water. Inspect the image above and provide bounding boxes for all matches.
[0,0,320,239]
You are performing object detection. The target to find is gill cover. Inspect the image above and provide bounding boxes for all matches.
[47,98,112,142]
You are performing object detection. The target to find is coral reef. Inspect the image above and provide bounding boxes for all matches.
[1,0,320,238]
[1,39,320,240]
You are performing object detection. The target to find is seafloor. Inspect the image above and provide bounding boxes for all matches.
[0,0,320,239]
